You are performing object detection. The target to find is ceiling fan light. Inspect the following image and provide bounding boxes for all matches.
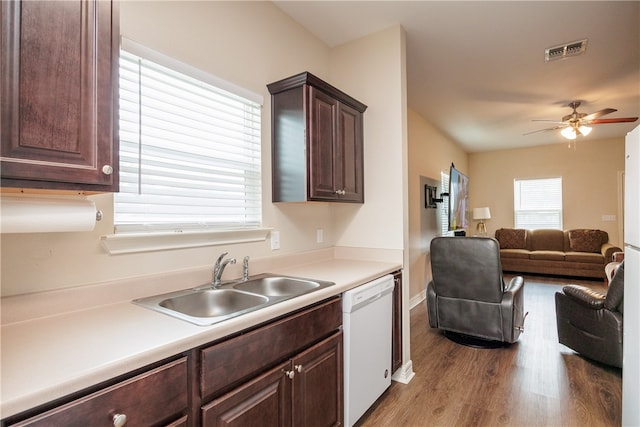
[561,127,577,140]
[579,125,592,136]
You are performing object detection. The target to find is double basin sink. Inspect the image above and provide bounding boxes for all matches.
[133,274,335,326]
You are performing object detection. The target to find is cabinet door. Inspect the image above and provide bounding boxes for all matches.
[201,361,292,427]
[291,332,343,427]
[1,0,118,191]
[308,86,338,200]
[336,102,364,203]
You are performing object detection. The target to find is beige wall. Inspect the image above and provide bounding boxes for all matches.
[468,137,625,247]
[407,109,468,303]
[0,2,407,297]
[329,25,407,252]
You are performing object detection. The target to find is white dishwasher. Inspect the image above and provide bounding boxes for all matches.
[342,274,395,427]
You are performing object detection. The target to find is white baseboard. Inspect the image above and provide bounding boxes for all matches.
[409,291,426,310]
[391,360,415,384]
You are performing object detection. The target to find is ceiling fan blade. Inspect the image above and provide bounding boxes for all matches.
[587,117,639,124]
[532,119,567,124]
[523,125,565,136]
[581,108,617,122]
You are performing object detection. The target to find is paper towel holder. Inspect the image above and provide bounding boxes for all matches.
[1,196,102,233]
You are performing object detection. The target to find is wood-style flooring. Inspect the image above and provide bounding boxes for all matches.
[358,275,622,427]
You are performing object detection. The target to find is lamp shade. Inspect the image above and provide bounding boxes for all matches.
[561,127,577,140]
[579,125,592,136]
[473,207,491,220]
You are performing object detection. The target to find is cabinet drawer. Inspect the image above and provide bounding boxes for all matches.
[10,357,188,427]
[201,297,341,399]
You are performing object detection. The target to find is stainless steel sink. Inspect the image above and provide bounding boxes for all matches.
[133,274,335,326]
[233,276,320,297]
[159,289,268,318]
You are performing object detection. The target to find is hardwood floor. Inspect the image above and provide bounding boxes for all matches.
[358,275,622,427]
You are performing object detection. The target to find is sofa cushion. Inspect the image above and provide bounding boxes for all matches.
[529,229,564,251]
[499,249,530,259]
[568,229,607,253]
[495,228,527,249]
[530,250,565,261]
[565,251,605,264]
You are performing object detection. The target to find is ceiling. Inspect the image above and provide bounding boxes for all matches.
[274,1,640,152]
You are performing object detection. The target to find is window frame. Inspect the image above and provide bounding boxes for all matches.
[101,39,270,255]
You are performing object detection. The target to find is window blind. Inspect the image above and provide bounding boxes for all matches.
[514,177,563,230]
[439,171,451,236]
[115,46,262,233]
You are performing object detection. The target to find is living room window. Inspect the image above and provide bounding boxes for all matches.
[514,177,563,230]
[115,39,262,234]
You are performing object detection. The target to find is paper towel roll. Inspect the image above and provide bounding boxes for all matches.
[1,196,98,233]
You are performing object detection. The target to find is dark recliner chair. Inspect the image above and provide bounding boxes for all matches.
[555,261,624,368]
[427,237,526,346]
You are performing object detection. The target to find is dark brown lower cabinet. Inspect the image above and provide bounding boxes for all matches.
[199,298,343,427]
[202,332,343,427]
[2,297,344,427]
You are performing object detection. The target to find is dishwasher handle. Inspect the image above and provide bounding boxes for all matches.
[348,287,393,312]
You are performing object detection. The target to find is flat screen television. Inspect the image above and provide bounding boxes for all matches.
[448,163,469,231]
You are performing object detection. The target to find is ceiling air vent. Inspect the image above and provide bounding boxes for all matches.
[545,39,588,62]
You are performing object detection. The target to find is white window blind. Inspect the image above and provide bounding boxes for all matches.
[439,171,451,236]
[514,177,563,230]
[115,44,262,233]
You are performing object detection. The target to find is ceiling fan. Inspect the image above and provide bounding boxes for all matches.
[525,101,638,140]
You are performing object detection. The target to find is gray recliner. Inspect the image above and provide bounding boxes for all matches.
[427,237,526,345]
[555,261,624,368]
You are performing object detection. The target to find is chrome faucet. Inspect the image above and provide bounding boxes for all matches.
[242,256,250,281]
[212,252,236,287]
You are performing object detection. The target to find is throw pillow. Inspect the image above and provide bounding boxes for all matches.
[568,229,603,253]
[497,229,527,249]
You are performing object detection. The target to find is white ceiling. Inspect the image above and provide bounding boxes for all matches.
[274,1,640,152]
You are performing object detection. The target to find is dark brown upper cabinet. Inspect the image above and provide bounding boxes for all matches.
[268,72,367,203]
[1,0,119,192]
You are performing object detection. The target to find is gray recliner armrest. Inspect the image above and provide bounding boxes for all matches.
[562,285,606,309]
[504,276,524,293]
[426,281,438,328]
[500,275,525,342]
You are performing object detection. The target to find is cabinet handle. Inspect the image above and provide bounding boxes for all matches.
[285,370,295,379]
[102,165,114,175]
[334,189,346,196]
[294,364,303,373]
[112,413,127,427]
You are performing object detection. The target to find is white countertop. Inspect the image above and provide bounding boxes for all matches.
[1,257,400,419]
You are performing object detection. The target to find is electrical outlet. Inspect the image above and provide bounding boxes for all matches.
[317,228,324,243]
[602,215,617,222]
[270,230,280,250]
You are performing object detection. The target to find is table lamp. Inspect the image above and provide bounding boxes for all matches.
[472,207,491,236]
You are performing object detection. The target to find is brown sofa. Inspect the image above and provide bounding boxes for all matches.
[495,228,622,279]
